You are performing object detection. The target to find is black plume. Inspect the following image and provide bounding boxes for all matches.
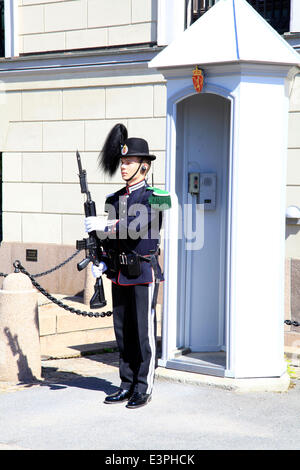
[98,123,128,176]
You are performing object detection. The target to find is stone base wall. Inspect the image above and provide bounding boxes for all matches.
[39,296,162,359]
[285,257,300,349]
[0,241,86,296]
[0,240,164,302]
[0,240,164,358]
[2,241,298,355]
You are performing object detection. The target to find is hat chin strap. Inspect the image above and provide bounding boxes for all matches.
[124,162,143,183]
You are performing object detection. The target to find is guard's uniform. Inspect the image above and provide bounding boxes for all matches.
[102,179,169,394]
[92,124,171,405]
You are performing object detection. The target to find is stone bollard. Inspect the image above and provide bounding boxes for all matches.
[0,272,41,383]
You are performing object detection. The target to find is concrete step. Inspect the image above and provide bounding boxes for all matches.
[38,293,162,359]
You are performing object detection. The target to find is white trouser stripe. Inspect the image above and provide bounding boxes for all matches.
[146,282,156,394]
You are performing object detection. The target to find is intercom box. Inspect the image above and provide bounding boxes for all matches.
[188,172,216,210]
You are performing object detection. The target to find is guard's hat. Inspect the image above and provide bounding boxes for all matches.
[120,137,156,161]
[99,124,156,177]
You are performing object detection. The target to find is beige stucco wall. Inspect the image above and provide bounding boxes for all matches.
[18,0,158,54]
[2,67,166,245]
[286,72,300,259]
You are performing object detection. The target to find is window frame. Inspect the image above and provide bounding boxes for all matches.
[4,0,18,58]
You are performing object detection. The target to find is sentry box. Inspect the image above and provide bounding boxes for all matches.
[149,0,300,385]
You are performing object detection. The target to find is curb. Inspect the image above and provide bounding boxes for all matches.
[155,367,291,393]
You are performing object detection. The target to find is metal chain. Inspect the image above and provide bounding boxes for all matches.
[284,320,300,327]
[31,250,81,278]
[3,258,300,325]
[13,260,113,319]
[0,249,81,279]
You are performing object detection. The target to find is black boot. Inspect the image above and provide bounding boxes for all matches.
[104,388,132,404]
[126,392,152,409]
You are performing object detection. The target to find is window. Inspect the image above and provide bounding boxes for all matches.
[189,0,291,35]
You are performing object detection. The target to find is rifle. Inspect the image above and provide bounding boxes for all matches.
[75,150,107,309]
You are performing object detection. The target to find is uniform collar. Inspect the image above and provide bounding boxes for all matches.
[126,179,146,194]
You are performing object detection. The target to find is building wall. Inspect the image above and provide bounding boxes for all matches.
[285,72,300,341]
[18,0,158,54]
[2,67,166,247]
[0,0,164,295]
[286,72,300,258]
[3,1,300,328]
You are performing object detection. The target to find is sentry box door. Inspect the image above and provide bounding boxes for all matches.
[176,92,231,355]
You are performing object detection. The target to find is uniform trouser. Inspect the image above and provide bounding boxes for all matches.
[112,282,158,394]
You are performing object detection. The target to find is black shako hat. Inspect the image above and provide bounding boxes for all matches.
[99,123,156,177]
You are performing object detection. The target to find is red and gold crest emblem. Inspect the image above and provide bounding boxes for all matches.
[192,66,204,93]
[121,144,128,155]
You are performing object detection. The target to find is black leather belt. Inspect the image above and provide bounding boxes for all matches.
[107,249,160,308]
[108,250,158,267]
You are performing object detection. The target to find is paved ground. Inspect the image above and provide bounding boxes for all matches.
[0,351,300,451]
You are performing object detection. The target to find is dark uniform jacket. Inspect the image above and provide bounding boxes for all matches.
[101,180,170,286]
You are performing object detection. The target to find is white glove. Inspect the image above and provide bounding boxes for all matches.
[85,216,118,234]
[85,216,107,233]
[91,262,107,278]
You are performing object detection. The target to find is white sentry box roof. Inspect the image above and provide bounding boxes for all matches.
[150,0,300,68]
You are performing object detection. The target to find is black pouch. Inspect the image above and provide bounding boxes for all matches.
[122,253,141,278]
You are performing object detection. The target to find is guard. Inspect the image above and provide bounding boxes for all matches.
[84,124,171,409]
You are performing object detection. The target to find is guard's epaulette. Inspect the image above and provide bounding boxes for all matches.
[147,186,171,210]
